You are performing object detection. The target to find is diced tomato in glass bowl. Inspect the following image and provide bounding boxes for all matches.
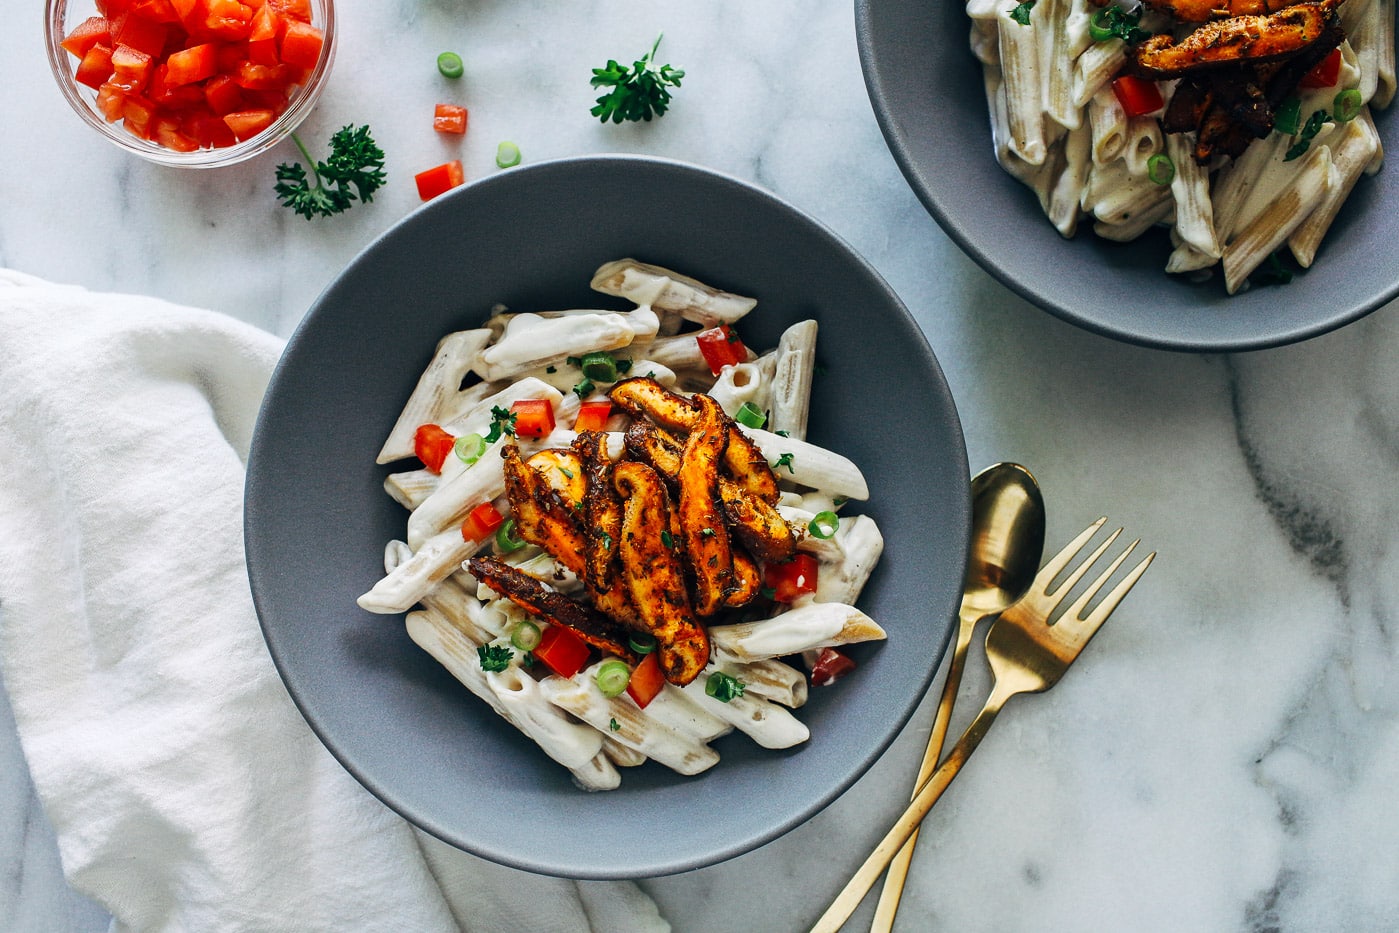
[45,0,336,167]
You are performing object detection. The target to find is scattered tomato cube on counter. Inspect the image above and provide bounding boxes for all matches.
[414,160,464,200]
[432,103,468,135]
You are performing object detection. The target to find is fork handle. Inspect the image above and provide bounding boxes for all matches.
[808,684,1015,933]
[870,608,982,932]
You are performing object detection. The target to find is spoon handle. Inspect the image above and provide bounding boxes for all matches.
[870,607,982,931]
[809,684,1014,933]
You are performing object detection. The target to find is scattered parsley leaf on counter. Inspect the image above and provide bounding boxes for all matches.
[274,124,387,220]
[590,33,685,124]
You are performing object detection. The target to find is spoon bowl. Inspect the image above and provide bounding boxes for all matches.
[871,461,1045,929]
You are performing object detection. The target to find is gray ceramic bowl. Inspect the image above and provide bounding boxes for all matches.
[244,155,971,879]
[856,0,1398,351]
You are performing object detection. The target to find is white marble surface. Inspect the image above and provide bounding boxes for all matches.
[4,1,1399,931]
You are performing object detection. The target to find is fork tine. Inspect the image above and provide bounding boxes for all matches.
[1060,544,1156,642]
[1046,525,1123,601]
[1034,517,1107,588]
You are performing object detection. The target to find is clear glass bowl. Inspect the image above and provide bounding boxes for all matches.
[45,0,335,168]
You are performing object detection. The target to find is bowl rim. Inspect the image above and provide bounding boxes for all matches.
[44,0,336,168]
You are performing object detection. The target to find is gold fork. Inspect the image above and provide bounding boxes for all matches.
[809,517,1155,933]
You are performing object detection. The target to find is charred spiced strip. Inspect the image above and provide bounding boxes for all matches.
[572,431,643,625]
[724,547,764,609]
[501,444,587,575]
[1142,0,1308,23]
[1130,1,1339,78]
[610,377,781,504]
[626,421,796,562]
[677,394,734,617]
[611,461,709,684]
[467,555,637,662]
[1163,76,1212,133]
[574,431,622,590]
[1212,76,1275,136]
[525,448,587,506]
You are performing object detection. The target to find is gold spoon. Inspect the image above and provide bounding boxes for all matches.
[870,462,1045,932]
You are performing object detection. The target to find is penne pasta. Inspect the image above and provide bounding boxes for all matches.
[1223,145,1338,293]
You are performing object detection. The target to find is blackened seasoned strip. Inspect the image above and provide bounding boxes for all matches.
[575,431,623,591]
[1130,1,1339,78]
[610,377,780,503]
[466,555,638,662]
[1142,0,1308,23]
[678,395,735,617]
[626,422,797,563]
[501,444,586,575]
[612,461,709,685]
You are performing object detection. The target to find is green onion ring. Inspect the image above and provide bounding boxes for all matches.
[1333,88,1363,123]
[454,432,487,465]
[595,659,632,698]
[1088,8,1115,41]
[495,141,522,169]
[627,632,657,655]
[510,620,542,652]
[437,51,464,79]
[734,401,767,429]
[579,351,619,383]
[494,518,526,554]
[1146,152,1175,186]
[808,510,840,539]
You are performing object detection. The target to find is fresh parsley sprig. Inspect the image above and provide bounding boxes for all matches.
[590,34,685,124]
[1009,0,1037,25]
[274,124,387,220]
[1284,108,1331,161]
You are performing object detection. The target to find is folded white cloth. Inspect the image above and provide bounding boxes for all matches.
[0,270,668,933]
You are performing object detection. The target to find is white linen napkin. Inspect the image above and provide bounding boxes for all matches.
[0,270,668,933]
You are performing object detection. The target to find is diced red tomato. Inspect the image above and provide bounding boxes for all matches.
[810,647,856,687]
[165,42,217,84]
[509,399,556,439]
[460,502,505,543]
[625,652,665,708]
[533,624,591,679]
[695,325,748,375]
[61,16,112,57]
[63,0,320,153]
[202,72,245,113]
[221,107,273,139]
[415,160,465,201]
[433,103,468,135]
[412,423,456,473]
[75,44,116,89]
[572,400,613,433]
[1300,48,1342,88]
[1111,74,1163,117]
[268,0,311,22]
[111,44,154,91]
[96,81,127,121]
[112,12,168,56]
[278,20,323,70]
[764,553,819,602]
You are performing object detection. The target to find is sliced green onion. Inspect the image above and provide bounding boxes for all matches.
[437,51,464,79]
[1088,7,1116,40]
[495,140,522,169]
[808,510,840,539]
[454,432,487,465]
[734,401,767,429]
[595,659,632,698]
[510,620,542,652]
[1333,88,1363,123]
[1146,152,1175,186]
[1274,96,1302,136]
[494,518,526,554]
[628,632,657,655]
[705,671,746,703]
[579,351,619,383]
